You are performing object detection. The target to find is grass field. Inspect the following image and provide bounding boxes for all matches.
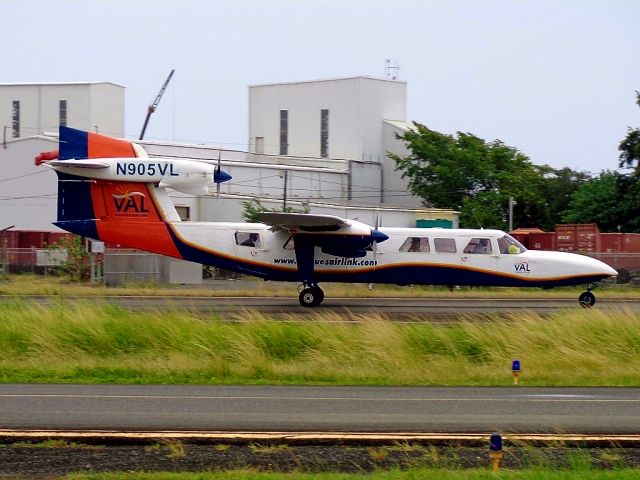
[0,299,639,385]
[0,274,636,299]
[63,469,640,479]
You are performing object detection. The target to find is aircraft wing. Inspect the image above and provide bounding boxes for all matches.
[258,212,351,231]
[47,159,110,169]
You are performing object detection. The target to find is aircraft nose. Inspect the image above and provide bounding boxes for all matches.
[590,256,617,278]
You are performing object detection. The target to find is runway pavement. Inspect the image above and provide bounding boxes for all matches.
[3,295,640,318]
[0,384,638,435]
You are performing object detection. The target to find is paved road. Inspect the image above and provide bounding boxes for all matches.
[0,385,638,434]
[3,295,639,318]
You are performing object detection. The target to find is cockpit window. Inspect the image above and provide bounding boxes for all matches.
[399,237,430,252]
[497,234,526,254]
[463,238,493,254]
[235,232,261,248]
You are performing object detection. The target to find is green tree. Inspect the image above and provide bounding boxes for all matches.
[618,91,640,173]
[391,123,553,230]
[562,171,625,231]
[242,198,309,222]
[615,91,640,232]
[528,166,591,231]
[47,235,90,281]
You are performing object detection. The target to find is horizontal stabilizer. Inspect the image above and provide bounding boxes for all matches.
[47,159,110,169]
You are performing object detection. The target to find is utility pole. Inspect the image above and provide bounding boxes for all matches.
[283,170,288,210]
[508,197,517,232]
[1,225,15,279]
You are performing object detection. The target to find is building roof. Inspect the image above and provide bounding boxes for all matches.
[0,81,124,88]
[249,76,406,88]
[383,119,416,131]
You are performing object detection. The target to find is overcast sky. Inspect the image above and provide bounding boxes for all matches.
[4,0,639,174]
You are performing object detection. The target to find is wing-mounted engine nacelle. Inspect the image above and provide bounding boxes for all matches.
[305,226,389,259]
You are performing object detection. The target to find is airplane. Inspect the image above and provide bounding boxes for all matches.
[38,126,617,308]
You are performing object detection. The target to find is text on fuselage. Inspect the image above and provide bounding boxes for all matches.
[116,162,179,177]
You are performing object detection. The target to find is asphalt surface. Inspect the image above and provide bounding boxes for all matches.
[0,385,639,435]
[3,295,640,318]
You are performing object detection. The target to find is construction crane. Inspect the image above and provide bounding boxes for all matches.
[139,69,175,140]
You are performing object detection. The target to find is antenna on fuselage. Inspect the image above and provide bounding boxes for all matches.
[470,208,484,229]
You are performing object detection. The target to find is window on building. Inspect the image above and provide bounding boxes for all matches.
[399,237,430,252]
[320,109,329,158]
[434,237,457,253]
[255,136,264,154]
[463,237,493,254]
[175,206,190,221]
[279,110,288,155]
[235,232,261,248]
[59,100,67,127]
[11,101,20,138]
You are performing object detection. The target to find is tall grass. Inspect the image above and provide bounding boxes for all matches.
[0,274,636,299]
[63,470,640,480]
[0,300,639,385]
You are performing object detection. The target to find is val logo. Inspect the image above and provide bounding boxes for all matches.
[514,262,531,273]
[112,191,149,214]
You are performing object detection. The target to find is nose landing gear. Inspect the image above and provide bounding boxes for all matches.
[298,283,325,307]
[578,284,597,308]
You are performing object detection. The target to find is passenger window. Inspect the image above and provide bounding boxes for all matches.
[235,232,261,248]
[434,238,457,253]
[463,238,493,254]
[399,237,430,253]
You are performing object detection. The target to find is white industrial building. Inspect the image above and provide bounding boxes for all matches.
[0,77,457,283]
[0,82,124,140]
[249,76,419,208]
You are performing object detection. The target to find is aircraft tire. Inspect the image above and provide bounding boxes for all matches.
[312,286,325,305]
[579,291,596,308]
[299,288,321,308]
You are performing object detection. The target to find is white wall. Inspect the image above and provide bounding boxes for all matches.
[249,77,407,161]
[382,120,421,208]
[0,136,61,231]
[0,83,124,138]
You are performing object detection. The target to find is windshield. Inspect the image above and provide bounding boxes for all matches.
[497,234,527,254]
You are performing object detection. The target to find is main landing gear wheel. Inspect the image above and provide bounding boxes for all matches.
[299,286,324,307]
[579,291,596,308]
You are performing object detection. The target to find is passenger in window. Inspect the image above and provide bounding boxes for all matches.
[472,239,491,254]
[409,237,421,252]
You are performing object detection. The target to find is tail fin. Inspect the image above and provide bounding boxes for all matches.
[54,126,141,237]
[52,127,182,258]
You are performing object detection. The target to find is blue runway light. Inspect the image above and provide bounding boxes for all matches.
[512,359,522,385]
[490,432,503,451]
[489,432,504,472]
[512,359,521,372]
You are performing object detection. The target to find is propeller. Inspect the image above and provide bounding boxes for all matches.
[213,150,232,198]
[370,210,388,261]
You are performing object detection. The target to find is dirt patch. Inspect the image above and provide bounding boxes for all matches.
[1,444,640,478]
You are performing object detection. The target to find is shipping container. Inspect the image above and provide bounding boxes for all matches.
[622,233,640,253]
[555,224,599,252]
[0,231,20,249]
[510,233,530,249]
[528,232,556,251]
[18,231,49,249]
[600,233,623,253]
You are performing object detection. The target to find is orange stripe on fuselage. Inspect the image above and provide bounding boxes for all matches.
[88,132,137,158]
[90,180,182,258]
